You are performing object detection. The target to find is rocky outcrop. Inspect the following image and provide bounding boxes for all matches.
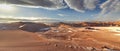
[19,23,50,32]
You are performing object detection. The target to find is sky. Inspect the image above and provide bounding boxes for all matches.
[0,0,120,22]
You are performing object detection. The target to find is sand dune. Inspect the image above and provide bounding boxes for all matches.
[0,24,120,51]
[0,30,85,51]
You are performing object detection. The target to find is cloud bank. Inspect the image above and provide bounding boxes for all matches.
[0,0,67,10]
[0,0,99,12]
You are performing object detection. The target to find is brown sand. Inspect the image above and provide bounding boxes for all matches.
[0,27,120,51]
[0,30,84,51]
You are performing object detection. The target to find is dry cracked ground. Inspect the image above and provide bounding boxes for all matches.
[0,25,120,51]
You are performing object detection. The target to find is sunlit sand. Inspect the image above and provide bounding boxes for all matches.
[0,22,120,51]
[114,34,120,36]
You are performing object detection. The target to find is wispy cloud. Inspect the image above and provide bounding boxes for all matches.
[97,0,120,21]
[64,0,99,12]
[0,0,67,10]
[0,16,53,20]
[0,0,99,12]
[0,16,59,23]
[58,14,68,17]
[0,0,120,21]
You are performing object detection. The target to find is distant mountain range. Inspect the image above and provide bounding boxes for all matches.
[0,17,64,23]
[0,17,120,27]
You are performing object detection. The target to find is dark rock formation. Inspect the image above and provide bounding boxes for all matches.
[19,23,50,32]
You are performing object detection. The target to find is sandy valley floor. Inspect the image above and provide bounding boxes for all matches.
[0,27,120,51]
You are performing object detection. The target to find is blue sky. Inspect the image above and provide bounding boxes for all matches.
[0,0,120,22]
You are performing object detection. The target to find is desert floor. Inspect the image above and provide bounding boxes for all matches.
[0,27,120,51]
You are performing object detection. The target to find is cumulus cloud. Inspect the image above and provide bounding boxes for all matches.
[0,0,67,10]
[64,0,99,12]
[98,0,120,21]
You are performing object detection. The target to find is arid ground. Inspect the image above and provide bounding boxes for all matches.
[0,24,120,51]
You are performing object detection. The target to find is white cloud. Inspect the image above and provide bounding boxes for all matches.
[84,0,99,10]
[97,0,120,21]
[0,0,99,12]
[100,0,120,15]
[58,14,67,17]
[0,0,67,10]
[64,0,85,12]
[0,16,51,20]
[64,0,99,12]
